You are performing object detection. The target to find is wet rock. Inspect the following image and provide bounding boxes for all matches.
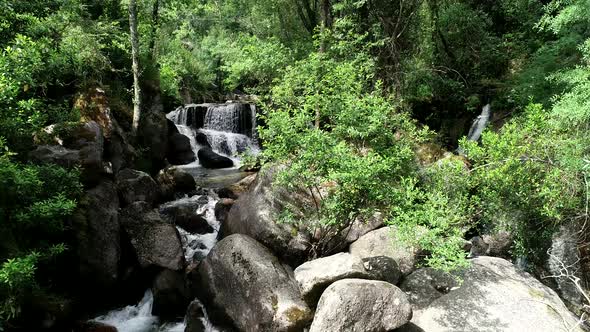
[156,167,197,201]
[215,187,238,200]
[309,279,412,332]
[400,267,458,311]
[195,132,211,147]
[159,197,213,234]
[197,148,233,169]
[362,256,401,285]
[151,269,189,320]
[214,198,234,224]
[349,226,421,275]
[184,300,206,332]
[71,180,120,292]
[116,169,159,206]
[410,256,584,332]
[197,234,312,331]
[294,253,370,306]
[224,167,313,265]
[74,321,118,332]
[167,133,196,165]
[120,202,185,270]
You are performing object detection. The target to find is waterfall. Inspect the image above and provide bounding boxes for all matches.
[466,104,492,142]
[92,289,219,332]
[160,192,221,263]
[166,102,260,164]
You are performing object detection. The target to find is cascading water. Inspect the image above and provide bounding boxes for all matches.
[92,290,218,332]
[91,102,256,331]
[466,104,491,142]
[457,104,492,155]
[166,102,260,163]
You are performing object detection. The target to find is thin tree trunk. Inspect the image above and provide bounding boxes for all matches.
[129,0,142,137]
[315,0,330,129]
[149,0,161,63]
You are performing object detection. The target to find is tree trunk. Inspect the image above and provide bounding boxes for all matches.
[149,0,161,62]
[315,0,330,129]
[129,0,142,137]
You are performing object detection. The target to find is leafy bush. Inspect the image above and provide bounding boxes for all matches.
[0,139,81,324]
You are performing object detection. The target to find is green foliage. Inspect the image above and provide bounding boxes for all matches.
[461,103,585,262]
[0,138,81,324]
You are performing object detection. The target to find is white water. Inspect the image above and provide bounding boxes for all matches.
[466,104,491,142]
[92,103,256,331]
[92,290,219,332]
[166,102,260,167]
[93,290,160,332]
[160,193,221,263]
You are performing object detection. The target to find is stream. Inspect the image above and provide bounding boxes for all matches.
[90,102,259,332]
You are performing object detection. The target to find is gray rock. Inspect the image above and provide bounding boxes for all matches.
[294,253,370,306]
[72,180,120,292]
[120,202,185,270]
[167,132,196,165]
[151,269,188,320]
[159,196,213,234]
[410,256,584,332]
[362,256,401,285]
[547,223,585,314]
[197,234,312,331]
[349,226,421,275]
[309,279,412,332]
[344,212,385,244]
[214,198,234,224]
[116,169,160,206]
[469,230,512,258]
[157,167,197,201]
[224,167,313,265]
[400,267,458,310]
[184,300,206,332]
[138,106,168,172]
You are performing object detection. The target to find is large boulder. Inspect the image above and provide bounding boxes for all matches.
[167,132,196,165]
[349,226,421,275]
[309,279,412,332]
[197,148,233,169]
[74,87,136,174]
[224,167,313,265]
[71,180,121,293]
[214,198,234,224]
[120,202,185,271]
[362,256,402,285]
[156,167,197,201]
[31,121,106,185]
[159,196,213,234]
[138,110,169,173]
[196,234,312,331]
[184,300,206,332]
[547,223,585,314]
[400,267,459,311]
[469,230,512,258]
[407,256,584,332]
[294,253,370,306]
[116,169,160,206]
[151,269,189,320]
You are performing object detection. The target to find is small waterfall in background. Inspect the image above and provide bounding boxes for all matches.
[466,104,491,142]
[457,104,492,155]
[166,102,260,166]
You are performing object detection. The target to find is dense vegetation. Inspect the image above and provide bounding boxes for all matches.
[0,0,589,328]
